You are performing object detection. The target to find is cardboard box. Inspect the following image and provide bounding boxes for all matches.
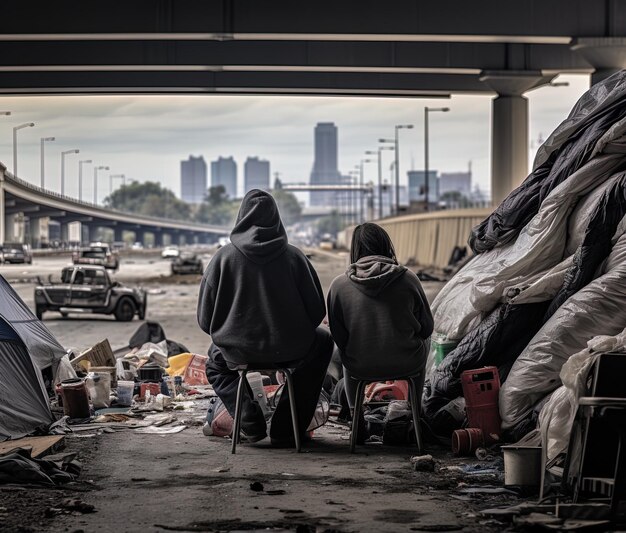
[71,339,116,370]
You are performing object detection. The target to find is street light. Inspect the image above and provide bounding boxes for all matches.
[109,173,125,195]
[40,137,55,188]
[358,158,374,222]
[93,166,110,205]
[424,107,450,211]
[387,124,413,215]
[78,160,92,201]
[61,149,80,196]
[13,122,35,177]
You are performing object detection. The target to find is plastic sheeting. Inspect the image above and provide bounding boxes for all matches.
[500,231,626,430]
[432,116,626,341]
[538,329,626,462]
[470,70,626,254]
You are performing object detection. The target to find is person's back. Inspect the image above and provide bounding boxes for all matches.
[197,189,332,445]
[327,223,434,380]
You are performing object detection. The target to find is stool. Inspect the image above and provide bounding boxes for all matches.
[350,371,424,454]
[231,366,300,454]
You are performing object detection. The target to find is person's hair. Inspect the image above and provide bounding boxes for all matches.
[350,222,397,264]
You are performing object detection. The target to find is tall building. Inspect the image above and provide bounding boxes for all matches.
[244,157,270,193]
[407,170,438,202]
[309,122,342,206]
[180,155,207,204]
[439,171,472,197]
[211,156,237,198]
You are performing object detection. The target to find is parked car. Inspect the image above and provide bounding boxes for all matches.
[161,245,180,259]
[73,243,119,270]
[34,265,147,321]
[1,243,32,264]
[171,253,203,275]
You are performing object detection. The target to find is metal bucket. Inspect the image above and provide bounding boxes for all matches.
[502,445,542,488]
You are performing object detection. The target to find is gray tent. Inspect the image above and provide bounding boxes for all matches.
[0,275,66,440]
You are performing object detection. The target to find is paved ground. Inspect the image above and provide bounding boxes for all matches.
[0,252,522,533]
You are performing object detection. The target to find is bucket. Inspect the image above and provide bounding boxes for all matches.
[116,380,135,406]
[60,378,91,419]
[452,427,484,456]
[502,446,542,488]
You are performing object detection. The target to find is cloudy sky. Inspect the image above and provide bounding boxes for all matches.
[0,74,590,204]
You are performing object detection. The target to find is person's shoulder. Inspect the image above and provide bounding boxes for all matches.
[398,267,421,288]
[328,272,349,294]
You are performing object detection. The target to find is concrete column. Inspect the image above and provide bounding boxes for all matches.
[135,229,146,245]
[480,71,554,206]
[153,231,164,247]
[30,218,42,248]
[571,38,626,86]
[88,225,100,243]
[114,227,124,243]
[491,95,529,205]
[0,165,5,245]
[60,222,70,244]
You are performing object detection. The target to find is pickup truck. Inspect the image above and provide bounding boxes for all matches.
[34,265,147,321]
[73,243,119,270]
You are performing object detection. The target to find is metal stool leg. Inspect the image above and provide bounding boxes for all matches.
[230,369,247,454]
[282,369,301,452]
[350,380,367,453]
[409,377,424,455]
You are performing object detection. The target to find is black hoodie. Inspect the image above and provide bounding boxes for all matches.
[197,189,326,364]
[327,255,434,378]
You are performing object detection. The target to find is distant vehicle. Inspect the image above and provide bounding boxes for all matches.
[34,265,147,321]
[217,236,230,248]
[171,253,203,275]
[0,243,32,264]
[132,242,144,250]
[73,243,119,270]
[161,245,180,259]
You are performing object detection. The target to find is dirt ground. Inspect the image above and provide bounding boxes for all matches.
[0,251,527,533]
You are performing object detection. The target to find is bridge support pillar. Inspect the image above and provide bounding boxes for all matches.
[60,222,69,245]
[29,217,49,248]
[153,231,164,247]
[571,38,626,86]
[135,229,146,246]
[114,227,124,243]
[88,225,100,243]
[479,71,553,206]
[0,166,4,245]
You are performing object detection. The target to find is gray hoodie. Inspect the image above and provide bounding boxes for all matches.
[327,255,434,379]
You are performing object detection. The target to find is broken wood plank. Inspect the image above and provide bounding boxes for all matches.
[0,435,65,458]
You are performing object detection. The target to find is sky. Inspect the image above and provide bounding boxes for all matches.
[0,74,590,205]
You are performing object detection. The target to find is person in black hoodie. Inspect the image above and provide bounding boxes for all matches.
[327,223,434,411]
[197,189,333,445]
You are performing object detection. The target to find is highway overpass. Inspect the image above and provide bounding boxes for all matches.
[1,1,625,206]
[0,162,229,247]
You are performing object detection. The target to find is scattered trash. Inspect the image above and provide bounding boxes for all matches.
[410,454,435,472]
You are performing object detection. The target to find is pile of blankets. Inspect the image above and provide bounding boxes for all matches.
[423,70,626,441]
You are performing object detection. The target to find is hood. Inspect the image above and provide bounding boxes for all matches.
[347,255,407,296]
[230,189,288,264]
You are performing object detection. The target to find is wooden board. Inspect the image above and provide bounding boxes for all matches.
[0,435,65,458]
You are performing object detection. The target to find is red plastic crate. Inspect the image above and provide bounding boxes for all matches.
[461,366,502,442]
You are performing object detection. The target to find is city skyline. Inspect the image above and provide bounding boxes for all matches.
[0,74,589,205]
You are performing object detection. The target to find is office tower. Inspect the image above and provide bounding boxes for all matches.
[309,122,341,206]
[407,170,438,202]
[439,171,472,197]
[211,156,237,198]
[180,155,207,204]
[244,157,270,193]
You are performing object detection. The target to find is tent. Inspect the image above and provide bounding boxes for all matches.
[0,275,66,441]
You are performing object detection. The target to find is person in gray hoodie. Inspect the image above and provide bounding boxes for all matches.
[327,223,434,411]
[197,189,333,445]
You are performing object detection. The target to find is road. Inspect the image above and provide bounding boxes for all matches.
[0,251,514,533]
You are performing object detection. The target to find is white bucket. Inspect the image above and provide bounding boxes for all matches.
[116,380,135,407]
[502,445,542,488]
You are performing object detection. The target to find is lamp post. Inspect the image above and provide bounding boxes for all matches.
[358,159,374,223]
[109,173,126,195]
[376,142,395,219]
[78,160,92,201]
[93,166,109,205]
[389,125,413,214]
[40,136,55,188]
[13,122,35,177]
[61,149,79,196]
[424,107,449,211]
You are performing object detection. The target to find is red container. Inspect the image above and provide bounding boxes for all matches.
[461,367,501,442]
[140,382,161,400]
[452,428,484,456]
[60,378,91,419]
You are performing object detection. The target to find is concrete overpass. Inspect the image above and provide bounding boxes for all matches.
[1,1,625,205]
[0,163,229,247]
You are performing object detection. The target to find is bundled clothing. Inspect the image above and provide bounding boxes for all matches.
[327,255,434,383]
[197,189,332,441]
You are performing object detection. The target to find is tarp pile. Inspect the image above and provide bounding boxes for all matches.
[423,70,626,440]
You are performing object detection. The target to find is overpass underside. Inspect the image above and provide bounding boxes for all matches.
[1,1,625,219]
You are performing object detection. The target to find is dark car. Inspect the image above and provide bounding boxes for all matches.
[1,243,32,264]
[171,253,204,275]
[73,244,119,270]
[34,265,146,321]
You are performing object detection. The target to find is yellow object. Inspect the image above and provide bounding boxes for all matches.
[166,353,194,376]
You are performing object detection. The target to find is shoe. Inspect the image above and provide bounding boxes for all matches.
[240,401,267,442]
[203,397,233,437]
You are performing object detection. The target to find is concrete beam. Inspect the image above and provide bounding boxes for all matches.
[571,37,626,85]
